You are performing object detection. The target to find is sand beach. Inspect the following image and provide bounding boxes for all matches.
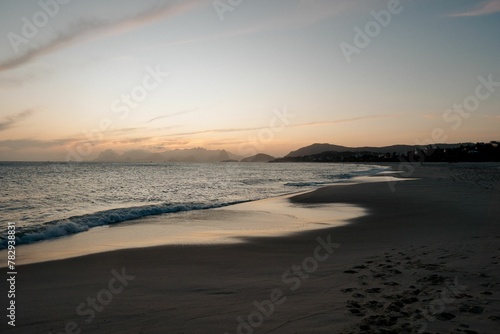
[1,163,499,334]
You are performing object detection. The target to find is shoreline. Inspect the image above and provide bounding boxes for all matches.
[1,163,499,333]
[0,165,393,267]
[3,194,367,267]
[0,162,389,257]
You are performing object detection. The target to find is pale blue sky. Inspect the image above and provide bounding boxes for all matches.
[0,0,499,160]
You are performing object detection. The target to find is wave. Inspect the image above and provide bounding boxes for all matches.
[320,173,353,180]
[0,166,389,249]
[285,167,388,187]
[284,181,333,187]
[0,201,245,249]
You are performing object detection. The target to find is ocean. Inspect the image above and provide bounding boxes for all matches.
[0,162,387,249]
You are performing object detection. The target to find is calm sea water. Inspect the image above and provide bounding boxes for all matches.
[0,162,387,248]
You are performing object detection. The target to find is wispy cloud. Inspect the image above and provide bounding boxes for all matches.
[0,133,152,151]
[0,137,74,150]
[164,126,264,137]
[0,109,35,132]
[164,114,392,137]
[166,0,358,47]
[0,114,392,153]
[0,0,204,73]
[447,0,500,17]
[147,106,205,123]
[289,114,392,129]
[111,137,153,145]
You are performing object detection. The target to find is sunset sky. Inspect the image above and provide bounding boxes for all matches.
[0,0,499,161]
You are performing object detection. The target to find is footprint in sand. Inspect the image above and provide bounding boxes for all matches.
[343,270,357,274]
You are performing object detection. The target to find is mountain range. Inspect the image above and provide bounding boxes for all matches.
[285,143,465,157]
[95,148,241,163]
[93,142,489,163]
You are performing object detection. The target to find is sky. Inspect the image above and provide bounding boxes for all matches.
[0,0,499,161]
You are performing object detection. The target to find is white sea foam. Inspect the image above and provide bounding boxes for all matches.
[0,162,388,248]
[0,202,245,248]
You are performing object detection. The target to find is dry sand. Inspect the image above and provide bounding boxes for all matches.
[1,163,499,333]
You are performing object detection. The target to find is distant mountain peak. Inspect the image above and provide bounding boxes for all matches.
[285,143,351,157]
[241,153,275,162]
[94,147,242,163]
[283,142,472,159]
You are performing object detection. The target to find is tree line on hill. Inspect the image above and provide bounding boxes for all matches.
[271,142,500,163]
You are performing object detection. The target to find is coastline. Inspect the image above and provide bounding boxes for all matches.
[0,164,391,267]
[1,162,499,333]
[3,194,368,266]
